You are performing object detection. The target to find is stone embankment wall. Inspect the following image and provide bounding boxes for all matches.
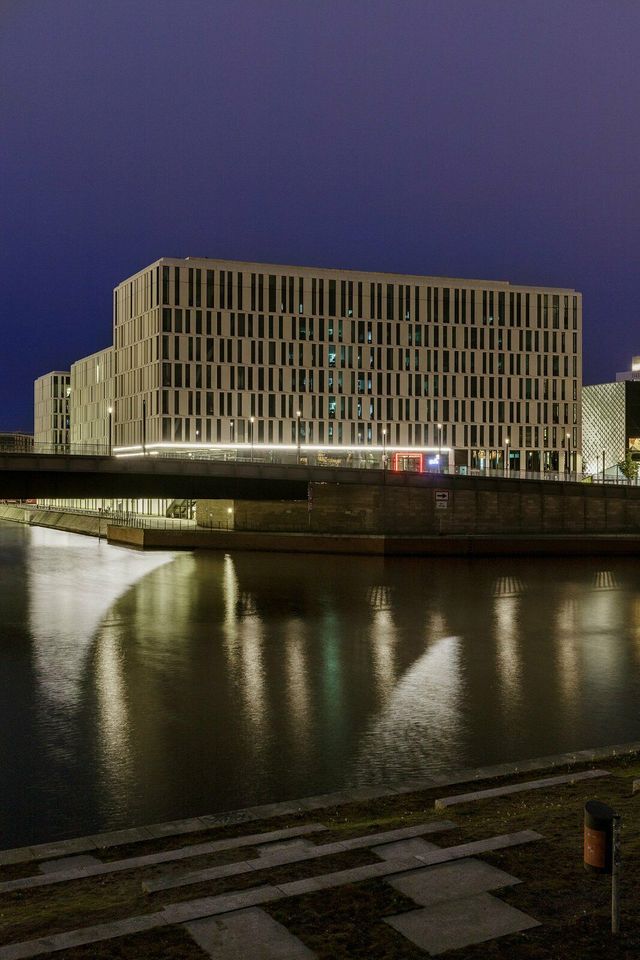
[197,475,640,537]
[0,504,108,537]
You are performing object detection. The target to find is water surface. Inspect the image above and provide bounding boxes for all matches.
[1,519,639,847]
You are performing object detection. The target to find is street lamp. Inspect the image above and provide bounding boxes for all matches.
[107,406,113,456]
[567,433,572,479]
[505,437,510,475]
[437,422,442,472]
[250,416,255,462]
[296,409,302,464]
[382,428,387,470]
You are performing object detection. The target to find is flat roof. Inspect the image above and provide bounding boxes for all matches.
[115,256,580,295]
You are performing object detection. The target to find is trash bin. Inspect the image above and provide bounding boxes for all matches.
[584,799,616,874]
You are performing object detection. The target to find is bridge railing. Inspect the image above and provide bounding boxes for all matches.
[0,441,111,457]
[4,440,639,488]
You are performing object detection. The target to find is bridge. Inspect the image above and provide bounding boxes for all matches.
[0,451,451,501]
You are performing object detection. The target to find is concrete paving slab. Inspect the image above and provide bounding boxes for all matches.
[0,914,163,959]
[185,907,316,959]
[27,837,96,860]
[388,858,521,905]
[162,886,282,924]
[0,838,542,960]
[297,791,356,810]
[238,802,304,820]
[0,823,327,895]
[347,785,400,801]
[434,768,610,810]
[143,859,252,892]
[339,821,455,850]
[144,822,453,893]
[385,892,540,955]
[145,843,343,893]
[199,810,257,828]
[372,838,441,861]
[278,859,401,897]
[256,839,315,857]
[414,830,542,867]
[88,826,156,848]
[0,848,35,867]
[144,817,209,837]
[39,854,101,874]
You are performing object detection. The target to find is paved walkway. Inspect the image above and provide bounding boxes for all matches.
[6,759,618,957]
[0,825,328,895]
[434,768,609,810]
[186,908,316,959]
[0,828,541,959]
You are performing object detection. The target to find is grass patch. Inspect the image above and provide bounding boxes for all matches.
[53,925,207,959]
[3,752,640,957]
[97,813,310,861]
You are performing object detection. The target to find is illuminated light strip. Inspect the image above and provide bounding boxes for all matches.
[113,442,451,456]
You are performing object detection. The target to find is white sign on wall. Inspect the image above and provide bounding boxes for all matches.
[435,489,450,510]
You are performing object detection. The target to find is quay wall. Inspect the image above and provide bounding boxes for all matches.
[106,525,640,557]
[0,504,107,537]
[197,474,640,538]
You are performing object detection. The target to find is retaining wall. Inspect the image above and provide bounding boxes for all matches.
[0,504,108,537]
[197,475,640,537]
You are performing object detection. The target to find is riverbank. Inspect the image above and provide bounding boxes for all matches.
[2,741,640,959]
[4,503,640,556]
[108,523,640,556]
[0,503,108,537]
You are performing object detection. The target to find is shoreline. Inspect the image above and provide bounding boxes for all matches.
[3,505,640,556]
[4,738,639,862]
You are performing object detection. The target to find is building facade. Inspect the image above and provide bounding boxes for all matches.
[112,258,582,472]
[616,356,640,382]
[34,371,71,447]
[582,374,640,477]
[0,432,34,453]
[70,347,114,449]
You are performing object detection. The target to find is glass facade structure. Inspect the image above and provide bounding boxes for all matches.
[34,371,71,447]
[107,258,582,471]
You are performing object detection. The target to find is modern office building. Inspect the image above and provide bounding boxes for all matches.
[110,258,582,472]
[0,432,34,453]
[582,366,640,477]
[34,371,71,447]
[70,347,114,449]
[616,356,640,382]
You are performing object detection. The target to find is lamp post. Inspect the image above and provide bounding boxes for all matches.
[566,433,572,479]
[505,437,510,475]
[437,422,442,472]
[296,409,302,464]
[142,398,147,455]
[250,417,255,462]
[107,406,113,456]
[382,428,387,470]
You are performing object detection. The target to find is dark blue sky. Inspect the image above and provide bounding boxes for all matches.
[2,0,639,430]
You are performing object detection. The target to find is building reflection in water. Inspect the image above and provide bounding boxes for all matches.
[238,612,267,752]
[95,620,132,797]
[28,527,174,715]
[11,537,640,847]
[284,619,311,755]
[554,594,581,707]
[353,634,463,785]
[493,575,523,708]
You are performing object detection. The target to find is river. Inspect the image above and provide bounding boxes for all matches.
[1,519,639,848]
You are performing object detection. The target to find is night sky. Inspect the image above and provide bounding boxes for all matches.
[2,0,639,431]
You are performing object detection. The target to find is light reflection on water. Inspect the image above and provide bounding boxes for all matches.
[2,519,640,848]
